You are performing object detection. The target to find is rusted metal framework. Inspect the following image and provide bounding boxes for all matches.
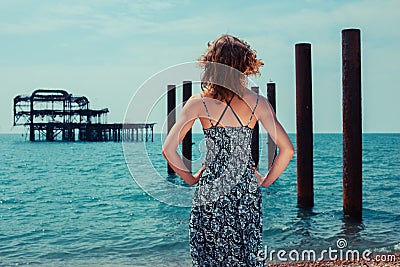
[13,89,155,142]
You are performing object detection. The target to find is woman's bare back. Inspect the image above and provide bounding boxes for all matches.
[196,89,260,130]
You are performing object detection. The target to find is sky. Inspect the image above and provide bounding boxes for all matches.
[0,0,399,134]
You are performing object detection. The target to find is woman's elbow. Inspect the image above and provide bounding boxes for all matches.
[161,147,168,159]
[284,145,295,158]
[162,145,175,159]
[288,146,295,157]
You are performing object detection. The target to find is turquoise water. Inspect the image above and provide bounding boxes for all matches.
[0,133,399,266]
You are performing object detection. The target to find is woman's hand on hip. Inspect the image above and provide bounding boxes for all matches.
[193,164,206,183]
[252,166,266,186]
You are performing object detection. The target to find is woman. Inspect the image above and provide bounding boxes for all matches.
[162,34,294,266]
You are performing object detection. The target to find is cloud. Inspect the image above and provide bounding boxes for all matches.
[0,0,178,35]
[1,0,399,40]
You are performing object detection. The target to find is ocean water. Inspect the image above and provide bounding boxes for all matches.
[0,133,399,266]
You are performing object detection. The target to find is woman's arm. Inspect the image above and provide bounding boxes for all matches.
[255,95,294,187]
[162,95,202,186]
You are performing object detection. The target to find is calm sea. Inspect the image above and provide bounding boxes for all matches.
[1,133,399,266]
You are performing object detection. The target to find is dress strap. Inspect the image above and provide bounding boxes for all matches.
[228,105,244,127]
[215,94,236,127]
[200,92,214,127]
[245,92,259,126]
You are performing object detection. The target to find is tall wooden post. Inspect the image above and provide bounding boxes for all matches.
[295,43,314,208]
[267,82,276,170]
[251,86,260,167]
[182,81,192,172]
[167,85,176,174]
[342,29,362,219]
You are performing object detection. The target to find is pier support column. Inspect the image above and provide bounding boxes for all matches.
[167,85,176,174]
[46,124,54,142]
[295,43,314,208]
[30,98,35,141]
[29,124,35,142]
[251,86,260,168]
[267,82,277,170]
[342,29,362,219]
[182,81,192,172]
[62,129,66,141]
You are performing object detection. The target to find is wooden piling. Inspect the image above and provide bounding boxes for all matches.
[251,86,260,168]
[342,29,362,219]
[267,82,277,170]
[167,84,176,174]
[182,81,192,172]
[295,43,314,208]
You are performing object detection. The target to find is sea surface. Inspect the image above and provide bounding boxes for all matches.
[0,133,399,266]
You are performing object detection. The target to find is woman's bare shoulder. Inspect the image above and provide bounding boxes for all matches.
[242,88,265,105]
[242,89,273,117]
[184,93,203,110]
[190,92,202,100]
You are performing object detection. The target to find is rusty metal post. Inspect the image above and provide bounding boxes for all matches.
[267,82,277,170]
[251,86,260,167]
[295,43,314,207]
[167,84,176,174]
[342,29,362,219]
[182,81,192,172]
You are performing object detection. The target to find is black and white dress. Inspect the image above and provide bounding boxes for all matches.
[189,93,264,266]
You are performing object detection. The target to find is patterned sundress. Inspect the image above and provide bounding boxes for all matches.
[189,92,264,266]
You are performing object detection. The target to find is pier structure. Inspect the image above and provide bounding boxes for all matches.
[13,89,155,142]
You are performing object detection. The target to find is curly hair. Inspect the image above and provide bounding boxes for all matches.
[197,34,264,102]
